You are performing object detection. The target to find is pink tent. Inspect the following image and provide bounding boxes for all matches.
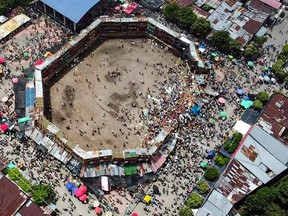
[1,124,9,132]
[74,189,84,198]
[34,59,44,66]
[79,194,88,202]
[79,185,88,193]
[0,57,5,64]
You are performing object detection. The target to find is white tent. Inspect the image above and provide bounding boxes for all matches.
[233,120,251,135]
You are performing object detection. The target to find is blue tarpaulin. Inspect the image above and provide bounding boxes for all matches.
[66,182,74,191]
[25,88,35,107]
[191,105,202,115]
[41,0,101,23]
[208,151,215,158]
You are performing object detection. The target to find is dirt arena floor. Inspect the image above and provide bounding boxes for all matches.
[48,39,179,151]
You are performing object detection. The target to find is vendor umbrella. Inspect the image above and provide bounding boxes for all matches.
[0,57,6,64]
[71,186,78,195]
[218,97,226,104]
[220,111,228,118]
[0,123,9,132]
[65,182,74,191]
[79,194,88,202]
[200,161,207,168]
[131,213,139,216]
[263,76,270,82]
[12,77,18,84]
[115,6,121,10]
[247,61,254,67]
[209,118,216,125]
[79,185,88,193]
[236,89,244,95]
[242,95,249,100]
[74,188,84,198]
[1,96,8,102]
[93,200,100,208]
[23,52,29,58]
[34,59,44,66]
[105,212,113,216]
[228,55,234,59]
[95,207,102,214]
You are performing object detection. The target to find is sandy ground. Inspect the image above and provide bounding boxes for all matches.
[48,39,178,151]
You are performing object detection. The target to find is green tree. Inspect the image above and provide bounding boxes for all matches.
[253,35,267,48]
[8,168,23,181]
[32,185,55,206]
[275,69,287,80]
[204,167,219,181]
[179,206,194,216]
[257,92,269,102]
[224,140,239,153]
[190,17,211,37]
[211,31,231,53]
[244,187,277,214]
[186,193,203,209]
[284,76,288,84]
[163,3,180,21]
[229,39,242,56]
[253,99,263,110]
[215,154,230,167]
[196,181,211,194]
[176,7,197,29]
[232,132,243,143]
[276,180,288,205]
[18,178,33,193]
[271,59,284,73]
[264,203,286,216]
[242,44,259,60]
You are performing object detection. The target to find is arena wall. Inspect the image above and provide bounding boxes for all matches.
[33,16,203,172]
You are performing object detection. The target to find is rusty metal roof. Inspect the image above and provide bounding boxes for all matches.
[17,200,46,216]
[257,93,288,146]
[0,175,27,216]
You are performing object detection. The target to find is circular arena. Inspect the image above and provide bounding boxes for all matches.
[31,16,204,188]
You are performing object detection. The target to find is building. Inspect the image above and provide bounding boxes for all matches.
[197,94,288,215]
[36,0,102,31]
[0,172,46,216]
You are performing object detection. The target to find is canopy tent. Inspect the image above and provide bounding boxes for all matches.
[263,76,270,82]
[119,0,125,3]
[247,61,254,67]
[200,161,207,168]
[236,89,245,95]
[65,182,74,191]
[228,55,234,59]
[210,53,218,58]
[241,100,253,109]
[191,105,202,115]
[0,16,8,24]
[79,194,88,202]
[198,44,206,53]
[44,52,53,58]
[131,213,139,216]
[0,57,6,64]
[23,52,29,58]
[34,59,44,66]
[242,95,249,100]
[233,120,251,135]
[18,116,30,124]
[232,58,238,64]
[143,195,152,203]
[95,207,102,214]
[218,97,226,104]
[101,176,110,192]
[220,111,228,118]
[209,118,216,125]
[0,123,9,132]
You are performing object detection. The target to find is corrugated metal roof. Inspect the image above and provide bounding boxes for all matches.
[41,0,101,23]
[260,0,281,9]
[196,189,233,216]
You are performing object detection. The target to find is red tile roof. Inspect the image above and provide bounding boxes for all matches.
[0,175,27,216]
[249,0,274,14]
[243,19,263,34]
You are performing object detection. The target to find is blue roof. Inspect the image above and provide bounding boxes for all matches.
[41,0,100,23]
